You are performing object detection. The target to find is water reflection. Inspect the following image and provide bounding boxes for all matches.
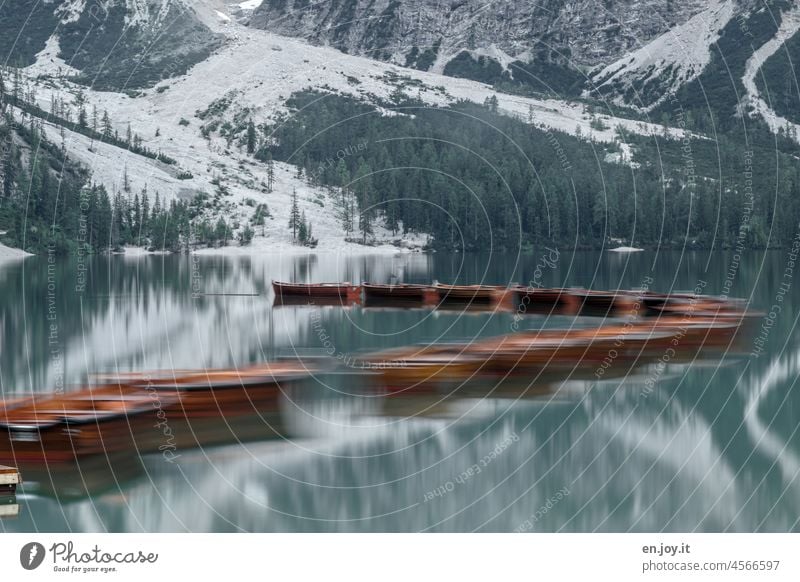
[1,250,799,532]
[0,253,433,393]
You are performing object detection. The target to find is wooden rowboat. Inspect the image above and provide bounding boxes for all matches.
[433,283,504,305]
[274,294,359,307]
[115,362,313,390]
[617,290,744,318]
[0,388,182,461]
[645,298,743,319]
[272,281,361,300]
[362,283,437,304]
[509,286,578,313]
[361,315,743,390]
[100,362,314,421]
[358,344,484,391]
[0,363,314,462]
[570,289,638,316]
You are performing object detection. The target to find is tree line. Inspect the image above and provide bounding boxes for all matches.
[0,111,243,255]
[2,67,176,165]
[0,67,263,254]
[263,90,800,250]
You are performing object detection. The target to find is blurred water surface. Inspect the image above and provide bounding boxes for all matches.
[0,249,798,532]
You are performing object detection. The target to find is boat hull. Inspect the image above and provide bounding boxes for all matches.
[509,287,578,314]
[272,281,361,300]
[434,284,504,305]
[0,365,312,462]
[362,284,437,304]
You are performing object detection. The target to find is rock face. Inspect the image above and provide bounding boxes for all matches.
[57,0,223,90]
[248,0,713,68]
[0,0,221,90]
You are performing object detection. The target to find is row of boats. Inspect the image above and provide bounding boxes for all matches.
[272,280,742,317]
[358,316,745,391]
[0,286,751,495]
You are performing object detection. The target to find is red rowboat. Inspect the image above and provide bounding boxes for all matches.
[570,289,637,316]
[272,281,361,300]
[433,283,504,305]
[509,286,577,313]
[362,283,437,303]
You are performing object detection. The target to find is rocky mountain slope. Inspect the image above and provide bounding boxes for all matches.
[248,0,711,68]
[3,0,800,255]
[247,0,800,123]
[591,0,738,109]
[0,0,221,90]
[12,1,685,206]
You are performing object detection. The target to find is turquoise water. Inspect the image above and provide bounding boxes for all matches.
[0,250,798,532]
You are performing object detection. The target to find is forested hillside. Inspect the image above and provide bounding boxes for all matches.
[265,90,798,250]
[0,70,239,254]
[756,30,800,126]
[2,0,799,255]
[0,0,221,92]
[651,0,791,135]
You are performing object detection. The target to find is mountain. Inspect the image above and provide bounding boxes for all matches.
[2,0,800,255]
[591,0,739,109]
[248,0,711,68]
[246,0,750,100]
[0,0,222,91]
[246,0,800,119]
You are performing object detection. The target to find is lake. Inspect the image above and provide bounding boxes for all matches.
[1,249,798,532]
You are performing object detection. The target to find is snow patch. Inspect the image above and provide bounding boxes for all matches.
[26,35,80,78]
[123,246,154,256]
[471,45,521,71]
[14,104,186,201]
[124,0,175,28]
[0,241,33,260]
[592,0,736,110]
[742,3,800,142]
[8,98,428,255]
[56,0,87,24]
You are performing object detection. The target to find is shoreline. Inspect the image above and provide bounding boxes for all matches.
[4,242,794,258]
[0,242,34,260]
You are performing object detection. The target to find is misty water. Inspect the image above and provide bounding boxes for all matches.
[1,249,798,532]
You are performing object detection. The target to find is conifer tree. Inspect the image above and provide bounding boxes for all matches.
[246,120,256,154]
[75,90,87,128]
[214,217,228,246]
[0,70,7,105]
[132,193,141,238]
[141,188,150,241]
[340,191,354,236]
[101,110,113,139]
[288,188,301,240]
[266,153,275,192]
[298,210,308,243]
